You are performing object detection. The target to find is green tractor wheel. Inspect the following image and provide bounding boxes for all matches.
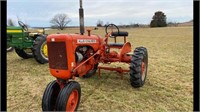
[15,48,33,59]
[32,36,48,64]
[7,40,14,52]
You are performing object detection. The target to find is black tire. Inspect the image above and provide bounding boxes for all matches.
[15,48,33,59]
[42,80,61,111]
[83,63,99,78]
[130,47,148,88]
[32,36,48,64]
[7,46,14,52]
[55,81,81,111]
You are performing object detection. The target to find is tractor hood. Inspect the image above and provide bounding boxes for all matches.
[7,26,23,30]
[7,26,24,34]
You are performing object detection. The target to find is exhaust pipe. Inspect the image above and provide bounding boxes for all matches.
[79,0,84,35]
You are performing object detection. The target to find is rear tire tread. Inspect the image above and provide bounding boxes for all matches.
[15,48,33,59]
[42,80,61,111]
[32,36,48,64]
[130,47,148,88]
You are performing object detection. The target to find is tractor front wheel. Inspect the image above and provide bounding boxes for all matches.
[56,81,81,111]
[15,48,33,59]
[32,36,48,64]
[130,47,148,88]
[42,80,61,111]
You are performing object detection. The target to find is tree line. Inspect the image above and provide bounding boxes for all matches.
[7,11,187,30]
[97,11,168,28]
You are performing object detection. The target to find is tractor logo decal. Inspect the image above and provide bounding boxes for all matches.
[77,39,96,43]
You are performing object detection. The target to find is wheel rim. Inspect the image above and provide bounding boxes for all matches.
[40,42,48,60]
[7,47,13,51]
[24,48,33,55]
[141,62,146,81]
[66,89,79,111]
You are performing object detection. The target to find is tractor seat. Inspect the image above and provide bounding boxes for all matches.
[109,43,124,48]
[111,31,128,37]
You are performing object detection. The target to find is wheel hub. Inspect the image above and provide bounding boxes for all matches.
[41,42,48,59]
[141,62,146,81]
[66,90,78,111]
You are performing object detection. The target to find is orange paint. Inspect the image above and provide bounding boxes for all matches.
[66,90,79,111]
[47,29,132,80]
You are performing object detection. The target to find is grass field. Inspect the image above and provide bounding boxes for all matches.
[7,26,193,111]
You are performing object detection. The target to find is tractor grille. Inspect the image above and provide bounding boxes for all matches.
[47,42,68,70]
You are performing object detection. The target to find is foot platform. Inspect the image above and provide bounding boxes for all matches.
[97,66,129,79]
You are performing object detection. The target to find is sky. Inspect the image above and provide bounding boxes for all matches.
[7,0,193,27]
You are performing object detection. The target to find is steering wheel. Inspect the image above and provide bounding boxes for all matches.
[105,24,119,35]
[18,21,28,31]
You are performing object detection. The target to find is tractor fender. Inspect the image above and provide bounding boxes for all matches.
[119,42,131,61]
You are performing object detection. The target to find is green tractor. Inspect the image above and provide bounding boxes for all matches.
[7,21,48,64]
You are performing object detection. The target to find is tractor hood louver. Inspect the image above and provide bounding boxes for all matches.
[47,42,68,70]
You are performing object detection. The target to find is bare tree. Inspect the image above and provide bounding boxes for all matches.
[7,18,15,26]
[50,13,71,30]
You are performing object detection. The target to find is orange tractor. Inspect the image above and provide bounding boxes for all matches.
[42,1,148,111]
[42,24,148,111]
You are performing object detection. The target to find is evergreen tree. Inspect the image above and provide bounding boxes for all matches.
[150,11,167,27]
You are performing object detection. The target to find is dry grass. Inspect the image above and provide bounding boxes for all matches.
[7,26,193,111]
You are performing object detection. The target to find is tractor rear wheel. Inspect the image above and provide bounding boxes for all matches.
[15,48,33,59]
[130,47,148,88]
[55,81,81,111]
[32,36,48,64]
[42,80,61,111]
[83,63,99,78]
